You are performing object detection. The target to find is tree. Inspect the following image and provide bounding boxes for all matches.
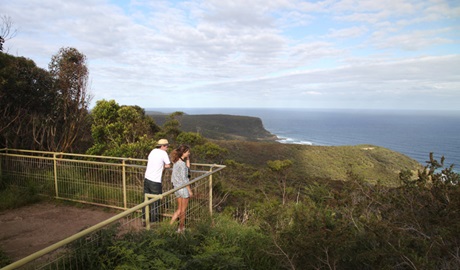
[160,111,184,144]
[176,132,206,147]
[87,99,161,158]
[0,53,54,149]
[46,47,92,152]
[267,159,293,205]
[400,152,459,187]
[0,47,92,152]
[193,142,228,164]
[0,15,17,52]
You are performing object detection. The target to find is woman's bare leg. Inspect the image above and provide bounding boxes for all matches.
[179,198,189,231]
[170,198,184,225]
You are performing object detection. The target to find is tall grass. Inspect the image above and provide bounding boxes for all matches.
[0,177,43,211]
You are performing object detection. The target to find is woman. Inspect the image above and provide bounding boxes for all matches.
[169,145,193,232]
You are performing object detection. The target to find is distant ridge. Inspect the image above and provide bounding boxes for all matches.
[147,112,278,141]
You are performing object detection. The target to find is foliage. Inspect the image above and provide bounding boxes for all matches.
[210,160,266,217]
[0,179,42,211]
[0,52,54,149]
[202,153,459,269]
[87,99,160,158]
[0,248,12,268]
[0,15,17,52]
[66,224,121,269]
[190,215,279,270]
[47,47,92,152]
[60,215,280,270]
[400,152,459,187]
[250,155,460,269]
[86,102,220,160]
[0,48,92,152]
[216,141,421,186]
[1,147,457,269]
[51,158,457,269]
[160,111,184,145]
[267,159,293,205]
[176,132,206,147]
[193,142,229,164]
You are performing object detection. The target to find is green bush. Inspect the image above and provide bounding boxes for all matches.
[252,164,460,269]
[0,248,12,268]
[58,215,280,270]
[0,182,42,211]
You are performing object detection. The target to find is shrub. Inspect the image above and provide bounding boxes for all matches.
[0,248,12,268]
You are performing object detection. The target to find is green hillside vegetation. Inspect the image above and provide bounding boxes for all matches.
[148,113,277,141]
[205,140,424,217]
[215,141,420,186]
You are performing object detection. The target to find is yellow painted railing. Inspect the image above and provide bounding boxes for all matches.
[0,149,225,269]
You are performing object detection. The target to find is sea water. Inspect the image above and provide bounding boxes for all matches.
[156,108,460,172]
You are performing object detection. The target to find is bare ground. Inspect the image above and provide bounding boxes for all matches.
[0,201,118,262]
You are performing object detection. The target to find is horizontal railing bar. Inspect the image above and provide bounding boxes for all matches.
[145,166,226,200]
[0,153,224,171]
[0,149,146,162]
[0,153,146,167]
[54,197,129,211]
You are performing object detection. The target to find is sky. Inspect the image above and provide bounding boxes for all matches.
[1,0,460,110]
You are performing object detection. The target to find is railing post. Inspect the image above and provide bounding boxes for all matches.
[209,166,213,217]
[145,194,150,230]
[53,153,59,198]
[122,159,127,209]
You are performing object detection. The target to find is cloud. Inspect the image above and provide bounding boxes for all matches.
[1,0,459,110]
[326,26,369,39]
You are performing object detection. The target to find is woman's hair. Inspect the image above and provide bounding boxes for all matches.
[170,145,190,163]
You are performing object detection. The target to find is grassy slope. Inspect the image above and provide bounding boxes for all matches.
[215,140,421,186]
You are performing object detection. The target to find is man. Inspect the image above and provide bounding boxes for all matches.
[143,139,171,224]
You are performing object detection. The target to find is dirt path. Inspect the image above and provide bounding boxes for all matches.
[0,201,118,262]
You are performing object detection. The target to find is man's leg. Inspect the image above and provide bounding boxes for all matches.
[142,179,152,224]
[151,182,162,222]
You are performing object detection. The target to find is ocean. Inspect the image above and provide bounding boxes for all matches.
[156,108,460,172]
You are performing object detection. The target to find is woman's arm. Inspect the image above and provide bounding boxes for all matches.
[182,162,193,197]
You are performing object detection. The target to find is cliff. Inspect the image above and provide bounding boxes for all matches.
[148,113,278,141]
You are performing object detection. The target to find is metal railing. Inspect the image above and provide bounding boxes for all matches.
[0,149,225,269]
[1,149,152,209]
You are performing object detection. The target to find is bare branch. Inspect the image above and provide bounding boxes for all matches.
[1,15,18,52]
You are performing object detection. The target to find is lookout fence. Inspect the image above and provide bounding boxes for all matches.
[0,149,225,269]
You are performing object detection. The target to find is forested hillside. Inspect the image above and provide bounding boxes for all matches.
[148,113,277,141]
[214,140,420,186]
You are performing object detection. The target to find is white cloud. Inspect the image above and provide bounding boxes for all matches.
[326,26,368,39]
[1,0,459,110]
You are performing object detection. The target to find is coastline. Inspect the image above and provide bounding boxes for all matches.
[149,107,460,172]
